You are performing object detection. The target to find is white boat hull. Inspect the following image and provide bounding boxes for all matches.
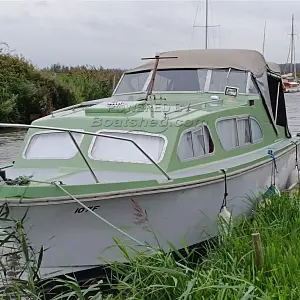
[284,87,300,93]
[2,146,298,279]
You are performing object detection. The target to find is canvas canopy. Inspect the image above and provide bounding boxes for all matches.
[123,49,291,137]
[267,62,282,75]
[266,62,290,137]
[127,49,267,76]
[128,49,289,135]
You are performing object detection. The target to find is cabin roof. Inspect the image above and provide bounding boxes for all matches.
[127,49,267,76]
[37,94,253,126]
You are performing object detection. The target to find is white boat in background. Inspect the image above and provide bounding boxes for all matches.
[282,15,300,93]
[282,73,300,93]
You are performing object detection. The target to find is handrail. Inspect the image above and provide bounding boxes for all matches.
[51,98,106,115]
[165,98,223,118]
[0,164,13,170]
[0,123,171,181]
[67,131,100,184]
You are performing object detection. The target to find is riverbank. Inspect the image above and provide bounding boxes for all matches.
[1,191,300,299]
[106,190,300,299]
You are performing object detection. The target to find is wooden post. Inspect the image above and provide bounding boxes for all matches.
[141,54,178,100]
[252,232,264,270]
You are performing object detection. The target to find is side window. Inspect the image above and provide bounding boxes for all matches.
[217,116,263,150]
[237,118,251,145]
[216,118,238,149]
[250,117,263,141]
[24,131,83,159]
[178,126,214,161]
[89,131,166,164]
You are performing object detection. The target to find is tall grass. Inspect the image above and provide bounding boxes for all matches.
[107,191,300,299]
[1,192,300,299]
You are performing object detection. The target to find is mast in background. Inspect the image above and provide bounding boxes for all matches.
[262,21,266,56]
[285,14,297,78]
[205,0,208,48]
[193,0,220,49]
[290,14,295,75]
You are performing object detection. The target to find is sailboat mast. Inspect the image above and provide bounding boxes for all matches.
[290,14,294,74]
[205,0,208,49]
[192,0,219,49]
[262,21,266,55]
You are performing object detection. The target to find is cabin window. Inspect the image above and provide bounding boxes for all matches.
[24,131,83,159]
[250,118,263,141]
[216,116,263,150]
[209,69,248,93]
[89,131,166,164]
[115,71,150,94]
[153,69,201,92]
[177,125,214,161]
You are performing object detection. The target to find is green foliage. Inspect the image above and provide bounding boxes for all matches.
[44,64,124,104]
[0,46,124,124]
[0,49,77,124]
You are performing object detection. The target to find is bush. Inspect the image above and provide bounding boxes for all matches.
[0,49,77,124]
[45,64,124,103]
[0,46,124,124]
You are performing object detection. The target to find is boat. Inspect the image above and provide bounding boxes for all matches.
[0,49,299,280]
[282,14,300,93]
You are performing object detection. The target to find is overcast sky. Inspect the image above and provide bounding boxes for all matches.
[0,0,298,69]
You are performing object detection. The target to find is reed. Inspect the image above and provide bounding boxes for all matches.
[104,192,300,299]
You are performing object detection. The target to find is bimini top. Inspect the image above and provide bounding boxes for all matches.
[127,49,267,76]
[267,61,282,75]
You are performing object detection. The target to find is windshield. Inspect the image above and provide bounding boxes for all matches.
[209,69,248,93]
[153,69,206,92]
[114,68,258,95]
[114,71,150,94]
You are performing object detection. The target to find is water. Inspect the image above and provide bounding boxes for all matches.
[0,94,300,166]
[285,93,300,134]
[0,129,26,166]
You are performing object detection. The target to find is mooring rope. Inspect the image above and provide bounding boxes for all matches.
[291,141,299,171]
[51,182,147,248]
[291,141,300,188]
[268,149,278,186]
[16,178,148,248]
[219,169,228,212]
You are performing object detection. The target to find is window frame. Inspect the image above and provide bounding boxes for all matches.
[113,68,258,96]
[215,115,263,151]
[151,68,206,93]
[87,129,168,164]
[113,71,153,96]
[249,117,264,142]
[207,69,251,94]
[177,124,215,162]
[22,129,85,160]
